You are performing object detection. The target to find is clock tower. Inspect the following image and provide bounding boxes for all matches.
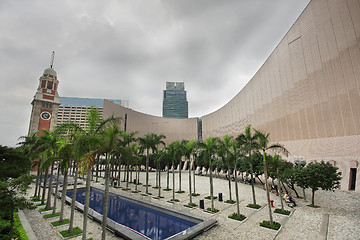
[28,64,60,136]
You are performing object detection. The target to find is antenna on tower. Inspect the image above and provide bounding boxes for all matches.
[50,51,55,68]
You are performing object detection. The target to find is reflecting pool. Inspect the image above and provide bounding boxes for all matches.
[67,188,196,240]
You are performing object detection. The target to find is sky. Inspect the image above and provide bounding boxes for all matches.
[0,0,310,147]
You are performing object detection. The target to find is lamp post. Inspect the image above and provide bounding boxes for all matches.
[294,157,307,201]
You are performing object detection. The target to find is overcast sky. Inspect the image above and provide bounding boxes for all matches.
[0,0,310,147]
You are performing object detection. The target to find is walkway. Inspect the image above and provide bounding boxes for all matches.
[23,171,360,239]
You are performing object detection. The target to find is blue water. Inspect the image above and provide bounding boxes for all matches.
[66,188,196,240]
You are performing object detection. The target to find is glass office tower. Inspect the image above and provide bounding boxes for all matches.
[162,82,188,118]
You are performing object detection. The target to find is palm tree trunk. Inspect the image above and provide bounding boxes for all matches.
[82,167,92,240]
[166,166,170,189]
[102,154,110,240]
[135,166,139,191]
[234,169,240,217]
[45,163,55,210]
[126,164,129,189]
[145,153,149,194]
[41,167,49,205]
[179,161,182,192]
[210,161,214,212]
[263,151,273,224]
[37,170,42,198]
[172,166,175,201]
[117,160,121,187]
[249,162,257,206]
[227,167,232,201]
[193,163,196,194]
[277,171,284,211]
[189,163,192,204]
[68,162,78,233]
[59,166,68,223]
[96,157,99,182]
[52,165,61,215]
[34,160,41,198]
[158,163,161,197]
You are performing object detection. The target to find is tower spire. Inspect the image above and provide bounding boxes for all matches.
[50,51,55,69]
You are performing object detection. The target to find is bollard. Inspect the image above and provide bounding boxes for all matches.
[270,200,274,208]
[133,179,136,184]
[218,193,223,202]
[199,199,204,209]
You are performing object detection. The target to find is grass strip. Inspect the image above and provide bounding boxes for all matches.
[205,208,220,214]
[274,208,290,215]
[259,220,281,230]
[44,212,61,219]
[39,207,53,212]
[59,226,82,238]
[224,200,236,204]
[247,203,261,209]
[228,213,246,221]
[51,219,70,227]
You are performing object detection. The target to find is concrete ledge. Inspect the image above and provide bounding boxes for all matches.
[319,213,329,240]
[18,210,38,240]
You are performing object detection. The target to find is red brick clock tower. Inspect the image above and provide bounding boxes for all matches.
[28,63,60,136]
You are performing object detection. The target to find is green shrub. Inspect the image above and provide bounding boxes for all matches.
[191,193,200,196]
[59,226,82,238]
[228,213,246,221]
[259,220,281,230]
[175,190,185,194]
[0,212,29,240]
[274,208,290,215]
[163,188,171,191]
[225,200,236,204]
[247,203,261,209]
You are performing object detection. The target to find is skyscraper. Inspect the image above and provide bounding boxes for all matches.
[162,82,188,118]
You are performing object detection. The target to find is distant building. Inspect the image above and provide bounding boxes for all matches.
[56,97,128,129]
[162,82,188,118]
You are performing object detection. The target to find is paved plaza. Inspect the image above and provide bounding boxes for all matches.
[23,170,360,240]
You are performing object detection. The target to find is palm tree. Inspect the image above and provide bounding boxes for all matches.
[121,131,138,189]
[255,129,289,225]
[138,133,166,194]
[167,141,181,201]
[218,135,234,202]
[101,122,121,240]
[18,133,41,199]
[236,125,260,207]
[198,137,219,212]
[269,155,286,212]
[182,139,196,205]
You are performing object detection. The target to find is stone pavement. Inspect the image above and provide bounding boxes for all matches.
[23,171,360,240]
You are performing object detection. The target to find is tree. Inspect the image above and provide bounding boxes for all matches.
[198,137,219,212]
[138,133,166,194]
[296,161,341,207]
[0,145,35,240]
[236,125,260,207]
[218,135,234,202]
[182,139,196,205]
[255,129,289,225]
[101,122,121,240]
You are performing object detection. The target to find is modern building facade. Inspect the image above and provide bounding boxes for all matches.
[28,67,60,136]
[103,0,360,192]
[56,97,127,129]
[162,82,188,118]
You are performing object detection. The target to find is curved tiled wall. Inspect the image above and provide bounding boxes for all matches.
[103,0,360,191]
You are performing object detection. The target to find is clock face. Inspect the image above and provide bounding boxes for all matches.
[40,111,51,120]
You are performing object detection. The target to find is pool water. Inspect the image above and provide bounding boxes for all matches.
[67,188,196,240]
